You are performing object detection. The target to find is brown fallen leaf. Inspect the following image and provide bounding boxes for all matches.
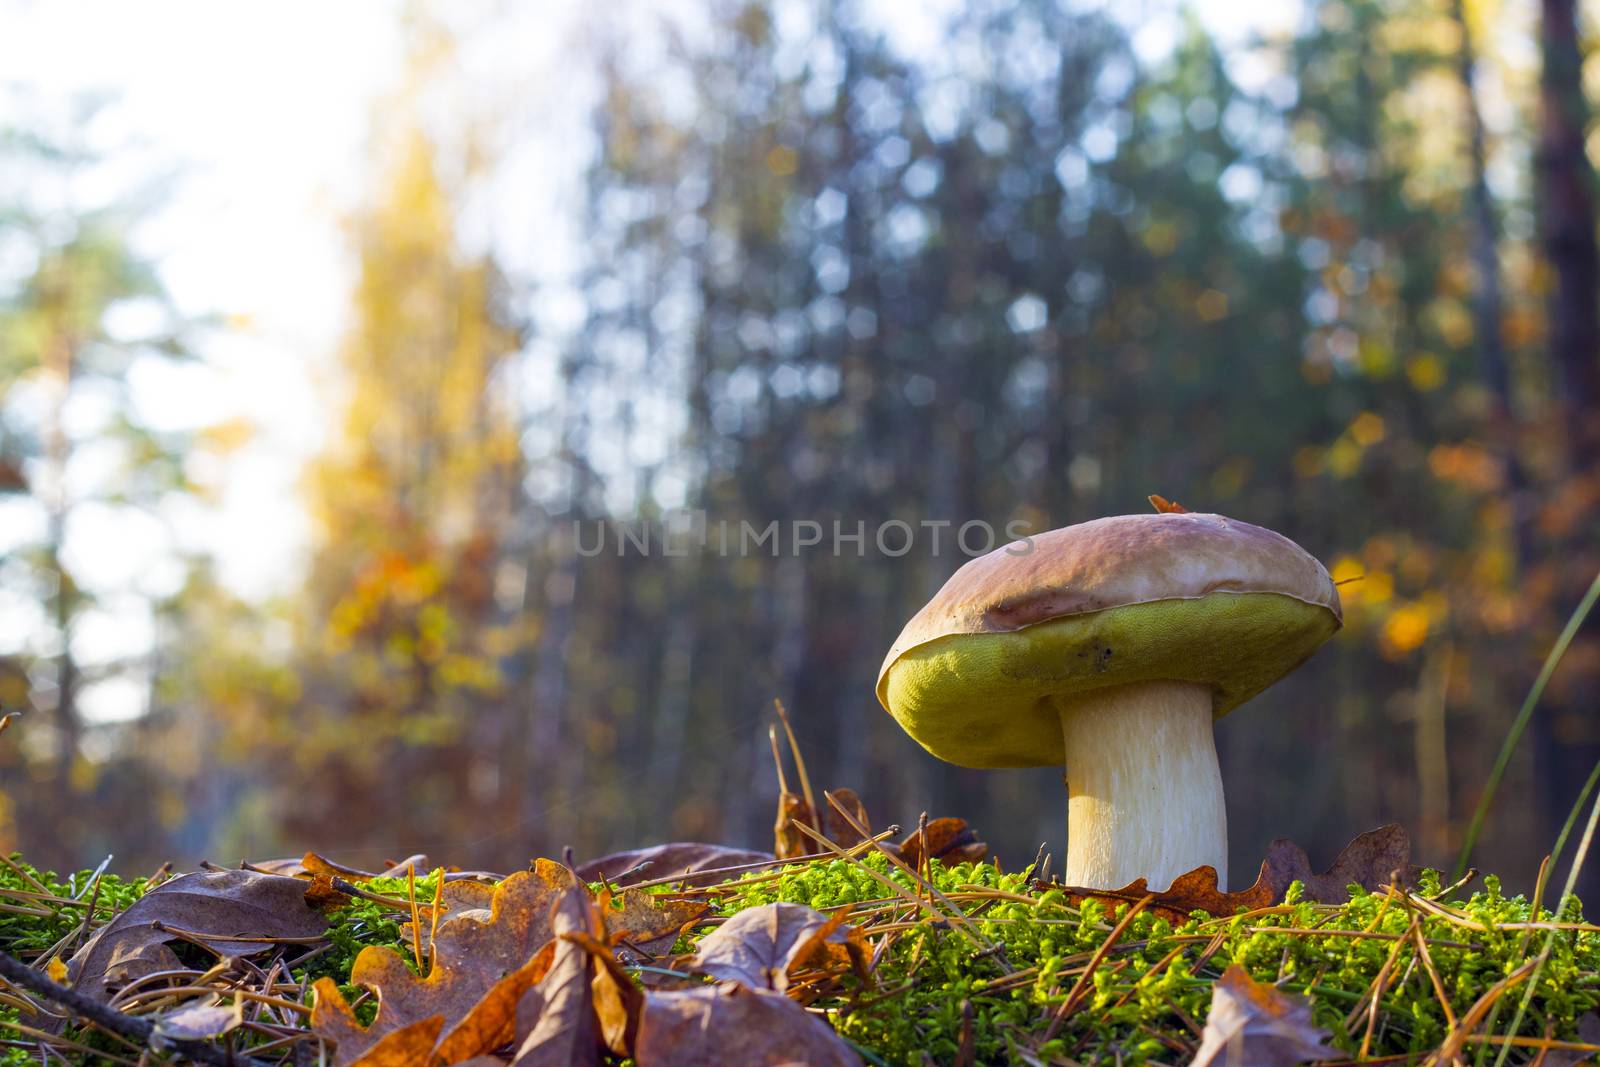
[317,863,697,1067]
[774,790,818,861]
[822,789,873,848]
[68,869,327,1001]
[777,780,889,863]
[402,878,700,967]
[1057,864,1261,922]
[425,943,557,1065]
[575,843,772,888]
[311,860,580,1066]
[568,929,646,1058]
[345,1016,445,1067]
[150,1001,241,1043]
[690,902,865,992]
[247,857,313,876]
[431,887,604,1067]
[1049,824,1416,920]
[508,890,603,1067]
[400,878,497,930]
[304,874,354,910]
[301,853,432,881]
[1190,965,1339,1067]
[1268,824,1418,904]
[598,888,708,962]
[1149,493,1189,513]
[634,985,861,1066]
[776,781,950,863]
[895,818,988,869]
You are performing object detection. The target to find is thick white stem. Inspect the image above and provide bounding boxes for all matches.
[1057,681,1227,891]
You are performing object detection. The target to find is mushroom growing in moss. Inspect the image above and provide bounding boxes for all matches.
[877,512,1341,891]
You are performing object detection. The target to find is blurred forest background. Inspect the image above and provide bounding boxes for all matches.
[2,0,1598,896]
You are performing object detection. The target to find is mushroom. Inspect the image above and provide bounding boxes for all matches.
[876,512,1341,891]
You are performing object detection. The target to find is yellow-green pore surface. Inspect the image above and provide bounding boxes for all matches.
[880,591,1339,769]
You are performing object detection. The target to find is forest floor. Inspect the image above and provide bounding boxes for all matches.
[4,776,1600,1066]
[8,648,1600,1067]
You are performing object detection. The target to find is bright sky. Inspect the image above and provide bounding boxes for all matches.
[0,0,1294,723]
[3,1,410,605]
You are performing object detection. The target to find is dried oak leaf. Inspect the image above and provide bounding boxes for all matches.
[1191,965,1339,1067]
[506,890,603,1067]
[690,902,865,992]
[575,843,772,889]
[402,878,497,930]
[407,880,700,965]
[311,860,580,1066]
[635,985,861,1066]
[68,869,327,1001]
[1054,865,1247,922]
[343,1016,446,1067]
[822,788,873,848]
[599,888,709,962]
[1050,824,1416,920]
[774,784,876,859]
[300,852,432,881]
[895,818,988,869]
[568,930,646,1057]
[1265,824,1419,904]
[774,791,817,860]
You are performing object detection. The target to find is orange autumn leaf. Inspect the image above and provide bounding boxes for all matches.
[1048,824,1417,921]
[311,861,581,1065]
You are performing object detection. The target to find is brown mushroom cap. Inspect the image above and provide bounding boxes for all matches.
[877,512,1342,769]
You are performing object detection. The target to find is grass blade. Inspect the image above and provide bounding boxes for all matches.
[1454,569,1600,880]
[1489,754,1600,1067]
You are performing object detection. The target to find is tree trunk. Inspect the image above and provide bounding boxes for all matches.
[1535,0,1600,901]
[43,299,80,794]
[1539,0,1600,468]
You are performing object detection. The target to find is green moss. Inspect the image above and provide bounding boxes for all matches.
[0,860,442,1057]
[4,853,1597,1066]
[290,870,446,1025]
[0,854,148,957]
[709,857,1600,1066]
[0,856,151,1067]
